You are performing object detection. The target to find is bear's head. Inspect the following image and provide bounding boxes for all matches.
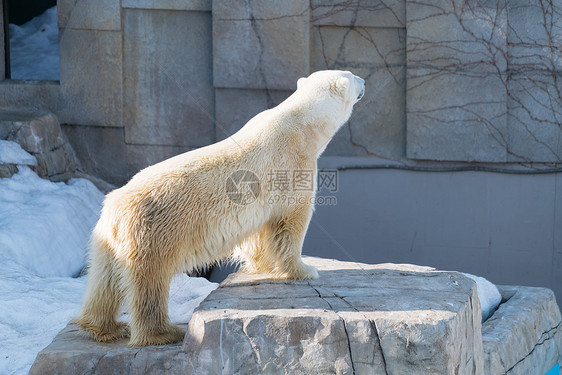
[290,70,365,152]
[297,70,365,106]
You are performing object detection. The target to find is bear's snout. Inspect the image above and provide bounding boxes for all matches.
[355,76,365,101]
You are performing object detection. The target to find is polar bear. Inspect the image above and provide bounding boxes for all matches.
[75,70,365,347]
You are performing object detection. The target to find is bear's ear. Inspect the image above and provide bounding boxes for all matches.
[333,77,351,99]
[297,77,306,89]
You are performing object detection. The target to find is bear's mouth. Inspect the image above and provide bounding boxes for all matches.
[357,89,365,100]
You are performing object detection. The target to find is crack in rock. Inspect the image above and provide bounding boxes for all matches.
[340,319,357,375]
[241,320,262,370]
[504,320,562,374]
[307,281,393,375]
[308,282,356,374]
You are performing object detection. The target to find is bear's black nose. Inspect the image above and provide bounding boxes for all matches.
[357,88,365,100]
[354,76,365,101]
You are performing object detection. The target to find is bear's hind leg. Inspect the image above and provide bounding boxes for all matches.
[126,264,185,347]
[74,242,129,342]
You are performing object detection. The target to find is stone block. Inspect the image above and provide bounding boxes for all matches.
[311,0,405,28]
[406,0,507,71]
[122,9,214,147]
[0,81,62,112]
[312,26,405,69]
[213,0,310,90]
[0,111,64,153]
[214,88,291,141]
[29,323,188,375]
[39,143,79,178]
[507,72,562,162]
[482,286,562,375]
[507,0,562,74]
[58,0,120,31]
[0,164,18,178]
[405,0,510,162]
[122,0,211,11]
[185,258,484,374]
[311,26,407,158]
[58,29,123,127]
[62,124,194,187]
[0,110,79,179]
[406,68,507,161]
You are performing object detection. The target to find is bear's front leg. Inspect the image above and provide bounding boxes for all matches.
[126,264,185,347]
[268,204,319,280]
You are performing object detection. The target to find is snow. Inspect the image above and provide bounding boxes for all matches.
[462,272,502,322]
[9,6,59,80]
[0,140,37,166]
[0,166,104,277]
[0,144,218,375]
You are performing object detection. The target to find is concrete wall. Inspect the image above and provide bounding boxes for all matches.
[305,157,562,307]
[0,0,4,80]
[0,1,560,304]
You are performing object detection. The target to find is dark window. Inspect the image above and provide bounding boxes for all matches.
[4,0,59,80]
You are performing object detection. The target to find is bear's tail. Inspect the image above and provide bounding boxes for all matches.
[73,233,129,342]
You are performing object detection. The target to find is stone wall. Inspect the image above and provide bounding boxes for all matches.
[1,0,561,184]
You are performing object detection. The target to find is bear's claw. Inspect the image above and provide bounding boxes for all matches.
[74,319,130,342]
[128,324,186,347]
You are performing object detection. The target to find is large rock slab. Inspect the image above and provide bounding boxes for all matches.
[483,286,562,375]
[30,323,190,375]
[185,257,484,374]
[29,257,562,374]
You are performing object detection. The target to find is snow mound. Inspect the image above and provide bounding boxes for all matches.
[0,166,104,277]
[462,272,502,322]
[0,140,37,166]
[169,274,218,324]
